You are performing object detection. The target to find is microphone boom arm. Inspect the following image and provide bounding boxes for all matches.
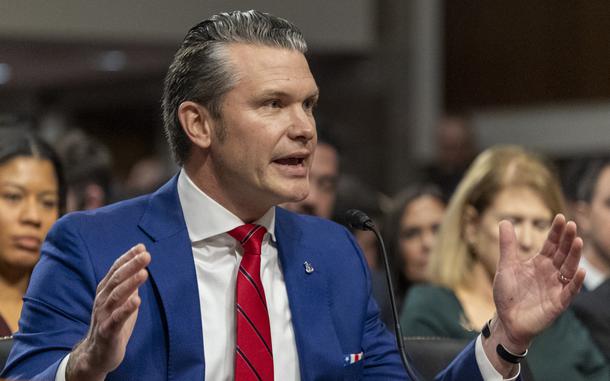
[345,209,421,381]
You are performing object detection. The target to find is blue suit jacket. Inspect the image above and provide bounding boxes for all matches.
[2,176,483,380]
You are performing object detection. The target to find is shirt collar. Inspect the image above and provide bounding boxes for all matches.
[177,169,276,243]
[580,256,608,290]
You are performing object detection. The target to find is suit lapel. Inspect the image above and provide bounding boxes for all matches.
[139,176,205,380]
[275,209,344,381]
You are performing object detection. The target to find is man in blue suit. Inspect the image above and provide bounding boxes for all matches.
[2,10,585,381]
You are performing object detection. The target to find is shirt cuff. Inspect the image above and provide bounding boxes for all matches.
[55,354,70,381]
[475,334,520,381]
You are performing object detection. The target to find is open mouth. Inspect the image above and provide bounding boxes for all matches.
[272,154,309,177]
[274,157,305,166]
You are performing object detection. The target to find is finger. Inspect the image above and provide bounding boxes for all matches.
[559,268,586,307]
[96,251,151,309]
[498,220,518,268]
[539,214,566,258]
[97,244,146,293]
[98,293,142,340]
[552,221,577,268]
[103,269,148,312]
[558,236,583,280]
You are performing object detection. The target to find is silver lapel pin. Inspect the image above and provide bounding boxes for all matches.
[303,261,314,274]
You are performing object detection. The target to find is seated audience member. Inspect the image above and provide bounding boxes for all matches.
[55,129,112,212]
[375,184,445,327]
[573,156,610,290]
[420,114,477,201]
[122,156,174,198]
[558,156,592,219]
[0,129,65,336]
[284,130,383,270]
[2,11,589,381]
[333,174,386,270]
[571,157,610,360]
[571,278,610,361]
[401,145,609,381]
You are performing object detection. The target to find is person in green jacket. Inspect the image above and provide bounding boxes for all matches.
[400,145,609,381]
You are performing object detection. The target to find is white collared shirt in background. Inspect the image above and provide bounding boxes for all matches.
[580,256,608,291]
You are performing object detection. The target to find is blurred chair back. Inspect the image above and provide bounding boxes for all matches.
[0,336,12,370]
[404,336,534,381]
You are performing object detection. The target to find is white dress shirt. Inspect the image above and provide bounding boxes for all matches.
[177,170,300,381]
[580,256,608,291]
[56,169,516,380]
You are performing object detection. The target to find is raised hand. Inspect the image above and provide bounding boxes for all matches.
[66,244,151,381]
[484,214,585,375]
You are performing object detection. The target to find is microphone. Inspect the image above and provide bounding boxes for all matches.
[344,209,421,381]
[344,208,375,231]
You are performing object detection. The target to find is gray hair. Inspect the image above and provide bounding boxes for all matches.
[161,10,308,165]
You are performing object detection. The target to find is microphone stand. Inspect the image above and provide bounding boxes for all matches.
[345,209,421,381]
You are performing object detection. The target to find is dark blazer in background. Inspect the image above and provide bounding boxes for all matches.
[572,278,610,362]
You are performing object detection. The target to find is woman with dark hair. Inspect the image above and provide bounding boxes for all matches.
[375,183,445,328]
[0,128,66,336]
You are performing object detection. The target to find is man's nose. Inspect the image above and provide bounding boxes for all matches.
[287,107,315,142]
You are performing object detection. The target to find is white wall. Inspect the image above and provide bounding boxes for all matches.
[0,0,374,51]
[473,102,610,156]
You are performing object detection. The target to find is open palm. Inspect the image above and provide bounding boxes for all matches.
[493,214,585,347]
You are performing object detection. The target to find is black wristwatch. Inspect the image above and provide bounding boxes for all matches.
[482,319,528,364]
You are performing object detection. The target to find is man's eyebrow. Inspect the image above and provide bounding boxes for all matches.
[258,90,289,98]
[258,88,320,99]
[309,90,320,100]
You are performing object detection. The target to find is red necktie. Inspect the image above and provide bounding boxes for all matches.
[228,224,274,381]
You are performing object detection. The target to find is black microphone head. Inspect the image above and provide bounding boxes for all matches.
[344,209,375,231]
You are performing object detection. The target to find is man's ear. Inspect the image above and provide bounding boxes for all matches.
[177,101,214,149]
[573,201,592,235]
[463,205,479,247]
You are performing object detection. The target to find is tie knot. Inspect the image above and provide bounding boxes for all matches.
[228,224,267,256]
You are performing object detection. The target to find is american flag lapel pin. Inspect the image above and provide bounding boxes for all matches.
[344,352,364,365]
[303,261,314,274]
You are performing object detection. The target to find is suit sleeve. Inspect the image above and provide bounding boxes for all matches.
[1,214,98,381]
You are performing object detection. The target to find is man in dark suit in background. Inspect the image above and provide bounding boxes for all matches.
[2,10,585,381]
[574,157,610,291]
[572,157,610,360]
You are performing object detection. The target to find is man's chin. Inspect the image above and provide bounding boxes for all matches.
[277,185,309,203]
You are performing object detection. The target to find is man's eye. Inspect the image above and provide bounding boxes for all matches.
[303,98,317,111]
[266,99,282,108]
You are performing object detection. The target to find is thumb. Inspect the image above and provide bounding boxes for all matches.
[498,220,518,269]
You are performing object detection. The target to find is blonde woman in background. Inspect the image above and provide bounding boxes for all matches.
[400,145,608,381]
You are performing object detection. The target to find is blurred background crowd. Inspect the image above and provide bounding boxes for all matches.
[1,2,610,380]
